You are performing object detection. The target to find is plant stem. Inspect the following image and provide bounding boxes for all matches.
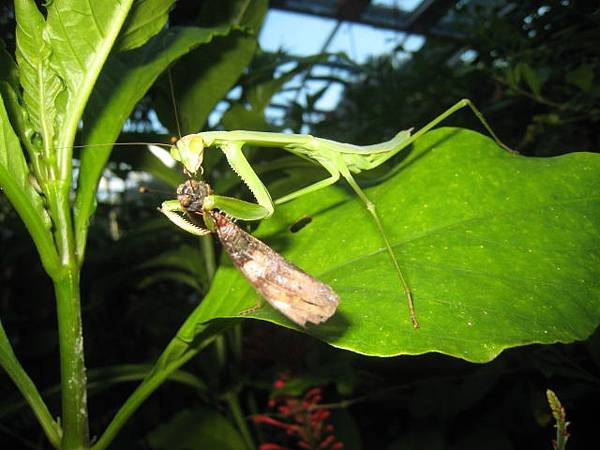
[91,336,216,450]
[225,391,256,450]
[0,319,61,447]
[201,234,216,281]
[54,270,89,449]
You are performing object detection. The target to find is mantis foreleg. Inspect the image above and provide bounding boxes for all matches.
[219,142,274,217]
[159,199,211,236]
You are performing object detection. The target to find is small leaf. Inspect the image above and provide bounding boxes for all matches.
[565,65,594,93]
[0,94,58,274]
[520,63,542,97]
[0,43,39,159]
[546,389,569,450]
[14,0,64,160]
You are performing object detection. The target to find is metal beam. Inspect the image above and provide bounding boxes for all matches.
[270,0,460,38]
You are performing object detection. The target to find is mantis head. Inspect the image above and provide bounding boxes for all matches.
[170,134,205,175]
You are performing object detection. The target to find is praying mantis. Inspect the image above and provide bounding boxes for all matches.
[159,99,513,328]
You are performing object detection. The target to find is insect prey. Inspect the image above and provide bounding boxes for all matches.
[176,180,340,327]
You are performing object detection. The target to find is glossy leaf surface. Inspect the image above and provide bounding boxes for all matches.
[179,128,600,362]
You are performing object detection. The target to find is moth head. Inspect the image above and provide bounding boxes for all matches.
[176,180,213,214]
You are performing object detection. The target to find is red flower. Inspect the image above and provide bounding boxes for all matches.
[254,376,344,450]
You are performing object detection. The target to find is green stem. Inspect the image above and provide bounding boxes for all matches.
[203,229,250,447]
[91,337,214,450]
[0,319,62,447]
[201,234,216,281]
[54,270,89,449]
[224,391,256,450]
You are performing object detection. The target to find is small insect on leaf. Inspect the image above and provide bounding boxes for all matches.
[209,210,340,327]
[289,216,313,233]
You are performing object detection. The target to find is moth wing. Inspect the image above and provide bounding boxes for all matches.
[249,257,339,326]
[211,212,339,326]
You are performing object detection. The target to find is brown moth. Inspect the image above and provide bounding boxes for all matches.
[178,180,340,326]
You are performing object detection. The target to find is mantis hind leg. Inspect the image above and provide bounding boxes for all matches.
[340,170,419,328]
[453,99,514,153]
[372,98,515,168]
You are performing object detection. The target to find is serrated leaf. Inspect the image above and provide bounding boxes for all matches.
[14,0,64,157]
[0,94,58,274]
[0,43,37,158]
[176,128,600,363]
[45,0,136,179]
[46,0,135,97]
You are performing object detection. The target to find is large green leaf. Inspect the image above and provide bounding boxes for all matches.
[176,128,600,362]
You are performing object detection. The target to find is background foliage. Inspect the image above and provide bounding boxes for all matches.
[0,0,598,449]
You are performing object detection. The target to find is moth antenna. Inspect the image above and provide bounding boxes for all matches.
[138,186,171,196]
[64,142,172,150]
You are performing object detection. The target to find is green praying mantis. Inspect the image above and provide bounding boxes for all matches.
[158,99,513,328]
